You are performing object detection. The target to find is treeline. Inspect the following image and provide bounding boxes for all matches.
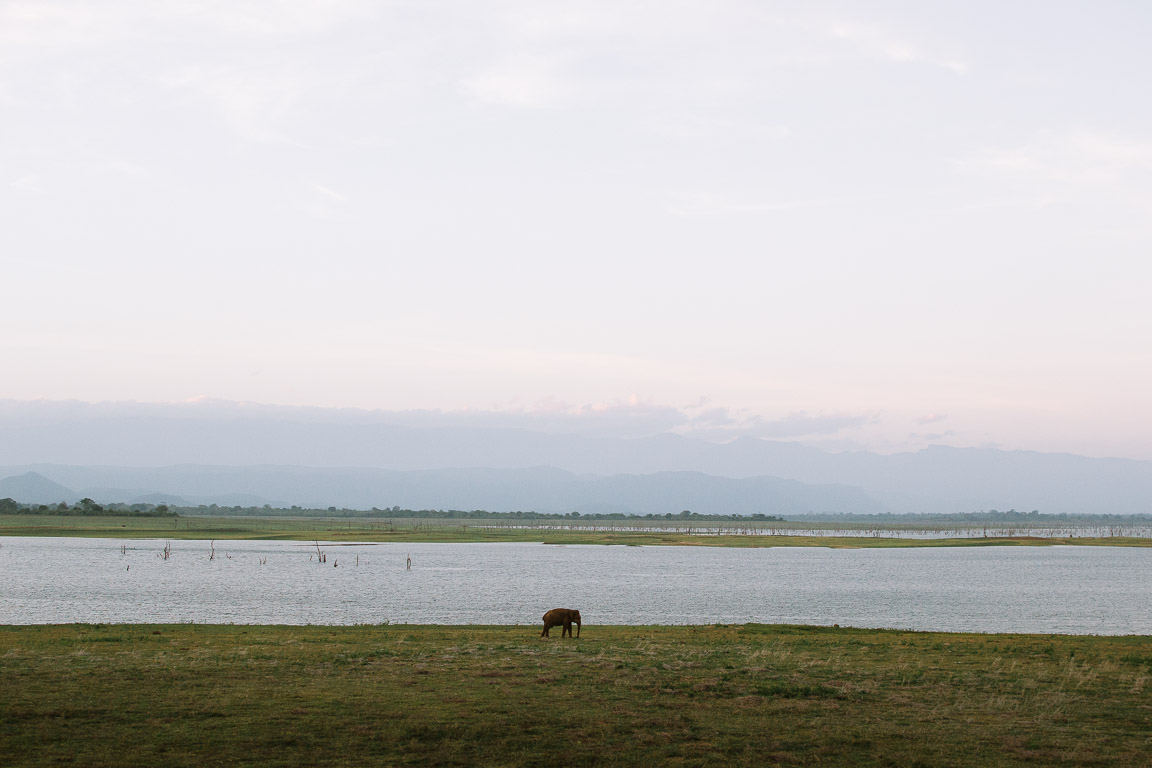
[789,509,1152,524]
[0,498,178,517]
[8,498,1145,525]
[170,504,785,522]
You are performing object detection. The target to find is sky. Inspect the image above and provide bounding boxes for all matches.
[3,1,1151,459]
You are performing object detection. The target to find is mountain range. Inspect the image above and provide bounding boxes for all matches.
[0,466,884,516]
[1,400,1150,515]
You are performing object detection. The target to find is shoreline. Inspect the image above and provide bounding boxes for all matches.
[2,515,1151,548]
[4,621,1151,637]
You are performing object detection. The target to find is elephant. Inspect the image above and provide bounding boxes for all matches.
[541,608,581,638]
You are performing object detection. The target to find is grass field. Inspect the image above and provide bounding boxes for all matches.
[2,513,1150,548]
[2,623,1149,766]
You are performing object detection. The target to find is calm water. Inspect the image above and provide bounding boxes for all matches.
[2,537,1150,634]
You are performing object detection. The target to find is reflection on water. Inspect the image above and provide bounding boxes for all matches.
[2,537,1150,634]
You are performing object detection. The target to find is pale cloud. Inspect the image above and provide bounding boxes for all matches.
[742,411,878,439]
[459,53,568,108]
[176,0,378,39]
[954,132,1152,223]
[49,397,872,443]
[678,408,878,441]
[0,0,378,44]
[298,183,353,221]
[8,174,44,192]
[911,430,957,442]
[682,395,712,411]
[2,0,387,147]
[153,64,309,145]
[504,4,628,42]
[371,398,691,438]
[0,1,101,45]
[313,185,348,202]
[689,407,738,428]
[654,115,791,142]
[667,193,868,218]
[828,21,969,73]
[957,132,1152,185]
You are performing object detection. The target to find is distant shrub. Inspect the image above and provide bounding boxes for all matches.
[0,498,177,517]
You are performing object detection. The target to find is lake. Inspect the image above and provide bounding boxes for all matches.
[2,536,1150,634]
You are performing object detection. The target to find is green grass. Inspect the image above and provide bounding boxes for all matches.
[2,623,1149,766]
[1,513,1149,547]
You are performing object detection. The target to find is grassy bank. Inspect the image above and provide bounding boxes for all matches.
[1,513,1150,547]
[2,623,1149,766]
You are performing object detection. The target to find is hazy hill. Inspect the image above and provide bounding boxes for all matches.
[2,400,1151,514]
[0,399,823,473]
[0,471,79,504]
[0,465,884,516]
